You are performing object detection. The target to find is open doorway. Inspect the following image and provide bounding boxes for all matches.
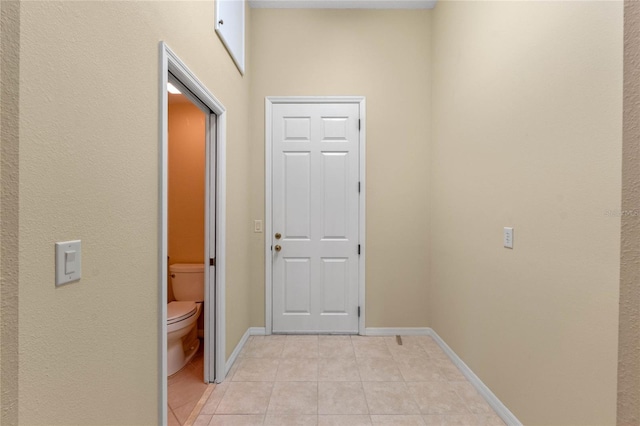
[166,81,208,424]
[160,42,227,426]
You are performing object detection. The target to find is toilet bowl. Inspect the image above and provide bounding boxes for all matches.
[167,263,204,376]
[167,301,202,376]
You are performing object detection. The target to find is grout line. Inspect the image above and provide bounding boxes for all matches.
[265,379,276,417]
[317,374,320,416]
[183,383,215,426]
[359,375,371,416]
[272,356,283,383]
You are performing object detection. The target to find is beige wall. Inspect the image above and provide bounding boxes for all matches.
[249,9,431,328]
[11,1,252,424]
[430,1,622,425]
[1,2,633,425]
[1,1,20,424]
[619,2,640,424]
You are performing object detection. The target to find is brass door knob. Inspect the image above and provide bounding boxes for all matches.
[275,245,282,252]
[275,233,282,240]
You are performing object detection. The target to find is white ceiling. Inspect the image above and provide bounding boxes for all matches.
[249,0,437,9]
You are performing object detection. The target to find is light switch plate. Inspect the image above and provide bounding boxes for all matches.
[55,240,82,286]
[254,220,263,233]
[503,227,514,249]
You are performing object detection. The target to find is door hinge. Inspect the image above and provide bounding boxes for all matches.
[210,258,216,266]
[271,245,273,251]
[358,119,361,130]
[358,181,361,193]
[358,244,361,255]
[358,306,361,317]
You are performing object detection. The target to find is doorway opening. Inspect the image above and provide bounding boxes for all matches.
[166,79,208,424]
[160,42,227,425]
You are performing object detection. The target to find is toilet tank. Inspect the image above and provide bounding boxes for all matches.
[170,263,205,302]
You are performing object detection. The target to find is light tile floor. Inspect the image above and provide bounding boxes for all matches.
[192,335,506,426]
[168,342,209,425]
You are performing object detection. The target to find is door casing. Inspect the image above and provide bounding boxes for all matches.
[160,42,228,426]
[264,96,366,335]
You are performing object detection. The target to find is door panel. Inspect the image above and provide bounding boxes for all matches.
[284,153,311,239]
[283,258,311,314]
[322,117,348,141]
[284,117,311,141]
[321,152,349,239]
[320,257,349,314]
[272,103,359,333]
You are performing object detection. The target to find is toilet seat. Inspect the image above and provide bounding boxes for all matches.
[167,301,197,325]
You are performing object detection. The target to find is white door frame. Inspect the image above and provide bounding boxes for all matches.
[159,42,227,425]
[264,96,366,336]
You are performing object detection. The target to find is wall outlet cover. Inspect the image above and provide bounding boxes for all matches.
[503,227,514,249]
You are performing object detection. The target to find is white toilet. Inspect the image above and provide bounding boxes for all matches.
[167,263,204,376]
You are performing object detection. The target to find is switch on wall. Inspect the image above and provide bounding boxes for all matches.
[55,240,82,286]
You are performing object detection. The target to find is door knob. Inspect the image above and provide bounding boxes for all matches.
[275,233,282,240]
[275,245,282,252]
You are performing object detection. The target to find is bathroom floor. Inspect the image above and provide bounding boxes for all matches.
[168,341,209,425]
[190,335,507,426]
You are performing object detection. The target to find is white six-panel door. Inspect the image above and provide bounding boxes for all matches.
[271,103,360,333]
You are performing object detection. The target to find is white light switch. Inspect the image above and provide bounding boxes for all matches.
[254,220,263,233]
[504,227,514,249]
[65,250,76,274]
[55,240,82,286]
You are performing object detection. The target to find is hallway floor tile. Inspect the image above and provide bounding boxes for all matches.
[192,335,506,426]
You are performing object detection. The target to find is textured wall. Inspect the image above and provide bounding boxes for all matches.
[430,1,622,424]
[5,2,635,424]
[16,1,252,424]
[619,2,640,424]
[249,9,431,328]
[0,1,19,424]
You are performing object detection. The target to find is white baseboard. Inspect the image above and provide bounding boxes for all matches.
[365,327,521,425]
[426,329,522,426]
[224,327,267,377]
[224,328,251,377]
[249,327,266,336]
[364,327,431,336]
